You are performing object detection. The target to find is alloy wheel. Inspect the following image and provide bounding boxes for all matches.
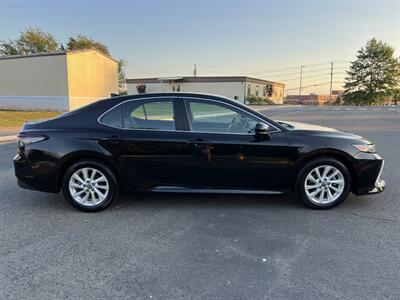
[304,165,345,204]
[68,167,109,206]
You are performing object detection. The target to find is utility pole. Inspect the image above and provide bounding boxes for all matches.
[329,61,334,105]
[299,65,305,105]
[193,64,197,77]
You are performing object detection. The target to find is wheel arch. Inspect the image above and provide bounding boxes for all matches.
[57,151,121,190]
[292,149,358,194]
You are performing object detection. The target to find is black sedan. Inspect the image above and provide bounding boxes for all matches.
[14,93,385,212]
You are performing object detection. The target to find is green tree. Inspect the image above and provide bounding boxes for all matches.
[343,38,400,105]
[0,27,59,55]
[265,84,275,97]
[393,89,400,105]
[66,34,110,56]
[66,35,126,93]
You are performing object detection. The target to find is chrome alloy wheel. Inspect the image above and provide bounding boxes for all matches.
[304,165,345,204]
[68,167,109,206]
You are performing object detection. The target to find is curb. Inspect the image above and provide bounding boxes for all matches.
[0,135,17,142]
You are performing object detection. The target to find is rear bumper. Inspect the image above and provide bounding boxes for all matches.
[14,152,60,193]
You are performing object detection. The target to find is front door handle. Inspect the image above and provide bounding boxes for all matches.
[187,139,214,162]
[187,138,210,146]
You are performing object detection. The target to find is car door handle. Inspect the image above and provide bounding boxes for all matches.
[187,139,210,146]
[104,135,122,143]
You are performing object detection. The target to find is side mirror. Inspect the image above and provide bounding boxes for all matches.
[254,123,271,141]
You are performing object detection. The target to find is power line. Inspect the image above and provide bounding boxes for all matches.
[255,67,337,78]
[196,61,351,78]
[246,61,333,76]
[271,73,335,82]
[285,81,344,92]
[195,61,350,96]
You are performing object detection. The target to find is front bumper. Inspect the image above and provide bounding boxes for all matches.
[368,160,385,194]
[354,153,385,195]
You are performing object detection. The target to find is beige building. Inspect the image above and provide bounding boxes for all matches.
[126,76,285,104]
[0,49,118,111]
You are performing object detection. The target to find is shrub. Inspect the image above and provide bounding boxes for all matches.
[245,95,274,105]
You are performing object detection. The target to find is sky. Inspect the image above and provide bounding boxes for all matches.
[0,0,399,95]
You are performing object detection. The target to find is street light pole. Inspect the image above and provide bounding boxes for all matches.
[299,65,305,105]
[329,61,334,105]
[193,64,197,77]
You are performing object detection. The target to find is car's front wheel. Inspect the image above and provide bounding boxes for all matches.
[62,160,118,212]
[296,157,351,209]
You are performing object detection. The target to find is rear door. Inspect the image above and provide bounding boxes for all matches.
[99,96,193,189]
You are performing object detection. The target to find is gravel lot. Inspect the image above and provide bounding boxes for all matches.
[0,107,399,299]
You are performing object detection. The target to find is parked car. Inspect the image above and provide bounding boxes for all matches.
[14,93,385,212]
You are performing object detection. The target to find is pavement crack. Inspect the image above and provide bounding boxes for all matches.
[337,209,395,224]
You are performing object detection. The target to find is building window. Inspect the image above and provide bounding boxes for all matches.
[255,85,259,96]
[247,84,251,97]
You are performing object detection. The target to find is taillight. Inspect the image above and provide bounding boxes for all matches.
[17,134,47,146]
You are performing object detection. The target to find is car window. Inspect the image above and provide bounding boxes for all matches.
[186,100,263,134]
[99,105,123,128]
[123,100,175,130]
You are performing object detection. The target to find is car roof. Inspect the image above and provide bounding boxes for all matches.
[104,92,237,105]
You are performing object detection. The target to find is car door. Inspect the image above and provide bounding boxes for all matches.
[99,96,194,190]
[181,97,293,192]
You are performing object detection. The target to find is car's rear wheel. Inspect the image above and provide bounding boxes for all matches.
[62,160,118,212]
[296,157,351,209]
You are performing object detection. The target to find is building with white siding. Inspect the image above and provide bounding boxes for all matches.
[0,49,118,111]
[126,76,285,104]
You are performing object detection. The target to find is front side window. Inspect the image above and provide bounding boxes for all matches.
[186,100,265,134]
[124,100,175,130]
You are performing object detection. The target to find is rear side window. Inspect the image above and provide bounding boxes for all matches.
[99,99,176,130]
[123,100,175,130]
[99,105,123,128]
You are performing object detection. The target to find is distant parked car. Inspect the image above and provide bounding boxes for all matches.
[14,93,385,212]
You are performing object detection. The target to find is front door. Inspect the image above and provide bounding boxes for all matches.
[182,98,292,192]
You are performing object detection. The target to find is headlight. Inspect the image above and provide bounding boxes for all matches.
[353,144,376,153]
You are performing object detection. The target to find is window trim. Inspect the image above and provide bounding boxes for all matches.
[183,97,281,134]
[97,96,281,135]
[98,96,183,132]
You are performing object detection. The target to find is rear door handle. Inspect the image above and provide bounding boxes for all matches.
[105,135,122,143]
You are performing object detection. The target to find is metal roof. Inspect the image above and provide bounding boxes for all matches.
[126,76,285,87]
[0,49,118,63]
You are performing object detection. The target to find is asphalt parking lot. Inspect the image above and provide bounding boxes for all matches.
[0,106,399,299]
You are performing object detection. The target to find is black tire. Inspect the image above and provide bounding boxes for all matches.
[62,160,119,212]
[296,156,351,209]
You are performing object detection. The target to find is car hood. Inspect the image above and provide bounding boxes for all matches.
[277,120,365,140]
[277,120,338,132]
